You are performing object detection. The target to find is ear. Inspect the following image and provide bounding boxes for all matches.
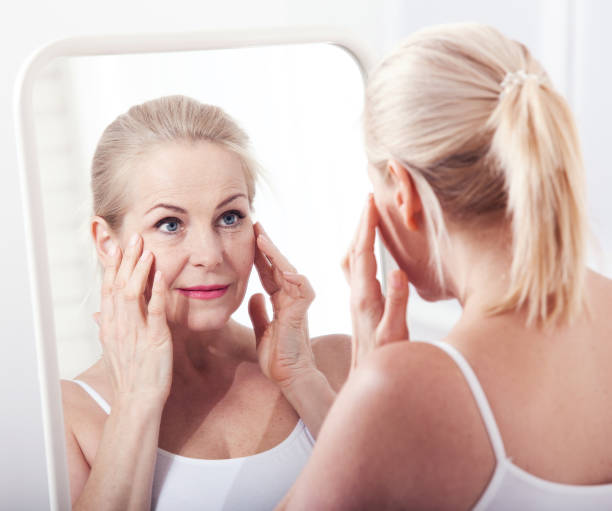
[386,159,422,231]
[91,216,118,265]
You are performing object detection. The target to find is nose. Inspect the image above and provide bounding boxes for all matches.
[188,227,224,268]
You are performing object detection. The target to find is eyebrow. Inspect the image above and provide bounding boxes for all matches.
[145,193,248,215]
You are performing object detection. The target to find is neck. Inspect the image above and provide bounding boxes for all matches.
[168,319,257,386]
[440,221,515,319]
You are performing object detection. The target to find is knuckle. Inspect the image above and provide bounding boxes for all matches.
[148,306,164,317]
[123,289,139,302]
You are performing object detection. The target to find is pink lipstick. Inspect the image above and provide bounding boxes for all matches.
[177,285,230,300]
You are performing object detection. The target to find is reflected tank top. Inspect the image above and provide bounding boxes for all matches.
[72,379,314,510]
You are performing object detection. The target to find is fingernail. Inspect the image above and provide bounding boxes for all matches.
[154,270,161,283]
[141,250,151,260]
[129,233,139,246]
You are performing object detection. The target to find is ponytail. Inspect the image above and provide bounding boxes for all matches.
[364,24,590,327]
[487,75,588,326]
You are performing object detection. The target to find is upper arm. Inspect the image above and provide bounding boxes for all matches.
[60,380,91,505]
[311,334,351,392]
[280,342,495,511]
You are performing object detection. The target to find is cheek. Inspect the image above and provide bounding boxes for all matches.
[225,228,255,278]
[142,238,185,284]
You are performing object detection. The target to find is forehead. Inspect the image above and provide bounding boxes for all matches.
[128,140,248,210]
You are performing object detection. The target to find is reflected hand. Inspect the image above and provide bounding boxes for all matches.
[341,195,410,371]
[97,234,173,407]
[248,223,317,388]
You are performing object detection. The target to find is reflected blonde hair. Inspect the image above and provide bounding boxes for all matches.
[92,95,259,230]
[364,23,587,326]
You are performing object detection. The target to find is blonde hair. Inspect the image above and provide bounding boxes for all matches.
[364,23,587,326]
[92,95,259,230]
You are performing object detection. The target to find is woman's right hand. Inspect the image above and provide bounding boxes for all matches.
[98,234,173,407]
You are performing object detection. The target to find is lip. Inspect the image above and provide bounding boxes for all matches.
[177,285,230,300]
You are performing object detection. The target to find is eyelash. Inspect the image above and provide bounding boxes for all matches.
[154,217,183,234]
[153,210,246,235]
[218,210,246,229]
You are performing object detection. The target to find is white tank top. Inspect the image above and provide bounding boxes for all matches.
[72,380,314,510]
[417,340,612,510]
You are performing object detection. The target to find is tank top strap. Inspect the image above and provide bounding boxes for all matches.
[72,379,111,415]
[414,340,507,462]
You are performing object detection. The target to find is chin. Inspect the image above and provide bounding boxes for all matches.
[413,276,455,302]
[408,266,453,303]
[167,304,236,332]
[167,313,232,333]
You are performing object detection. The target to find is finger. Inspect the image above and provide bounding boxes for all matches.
[280,271,316,304]
[248,293,270,350]
[353,194,379,259]
[101,245,121,319]
[254,242,279,295]
[348,195,371,251]
[114,233,142,291]
[341,252,351,283]
[256,227,297,274]
[350,195,380,295]
[376,270,410,346]
[147,270,168,340]
[92,312,101,327]
[123,249,154,307]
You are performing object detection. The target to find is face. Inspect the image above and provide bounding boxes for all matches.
[367,163,445,301]
[116,140,255,331]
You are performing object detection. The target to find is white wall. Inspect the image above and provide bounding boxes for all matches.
[3,0,610,508]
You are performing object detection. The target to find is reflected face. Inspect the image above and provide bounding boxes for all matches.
[119,140,255,331]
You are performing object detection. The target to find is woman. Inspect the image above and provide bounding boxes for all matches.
[60,95,350,510]
[278,23,612,510]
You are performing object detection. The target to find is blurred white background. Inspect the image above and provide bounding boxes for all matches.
[4,0,612,508]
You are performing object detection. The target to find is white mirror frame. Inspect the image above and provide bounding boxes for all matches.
[14,27,380,510]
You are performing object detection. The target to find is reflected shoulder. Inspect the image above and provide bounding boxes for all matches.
[311,334,351,391]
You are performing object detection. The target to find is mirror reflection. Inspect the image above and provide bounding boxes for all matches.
[32,44,369,379]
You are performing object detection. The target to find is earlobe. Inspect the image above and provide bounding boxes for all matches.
[387,160,422,232]
[91,216,117,263]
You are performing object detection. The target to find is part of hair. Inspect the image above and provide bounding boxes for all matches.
[364,23,587,326]
[91,95,260,231]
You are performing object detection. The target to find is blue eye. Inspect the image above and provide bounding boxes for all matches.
[155,217,182,234]
[218,210,245,228]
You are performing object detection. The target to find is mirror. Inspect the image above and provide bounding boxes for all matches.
[32,43,369,379]
[16,30,377,509]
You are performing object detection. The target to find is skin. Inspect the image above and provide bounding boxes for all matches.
[278,159,612,510]
[60,140,351,509]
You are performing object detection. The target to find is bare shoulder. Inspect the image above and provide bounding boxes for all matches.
[60,360,110,431]
[311,334,351,391]
[283,341,495,510]
[60,361,110,502]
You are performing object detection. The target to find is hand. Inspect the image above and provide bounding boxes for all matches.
[97,234,173,407]
[248,223,317,388]
[342,195,410,371]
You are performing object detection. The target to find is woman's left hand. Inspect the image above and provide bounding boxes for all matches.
[342,194,411,371]
[249,223,317,389]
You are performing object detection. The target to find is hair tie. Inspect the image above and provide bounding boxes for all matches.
[500,70,544,96]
